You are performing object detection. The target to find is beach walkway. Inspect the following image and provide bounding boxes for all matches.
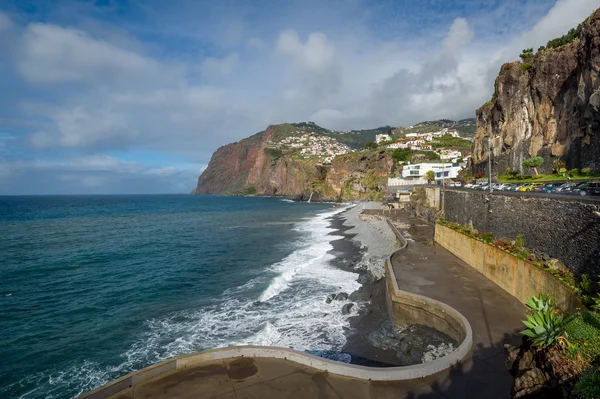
[388,211,526,398]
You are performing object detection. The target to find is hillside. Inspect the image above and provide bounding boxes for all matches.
[192,123,393,200]
[472,9,600,175]
[393,118,476,138]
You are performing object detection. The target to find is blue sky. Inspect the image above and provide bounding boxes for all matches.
[0,0,597,194]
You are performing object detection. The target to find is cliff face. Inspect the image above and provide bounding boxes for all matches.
[192,126,393,200]
[472,10,600,174]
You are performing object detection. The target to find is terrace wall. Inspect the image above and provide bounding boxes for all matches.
[443,190,600,277]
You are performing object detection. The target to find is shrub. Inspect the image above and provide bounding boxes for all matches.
[570,168,581,177]
[522,63,533,72]
[546,24,582,50]
[523,156,544,175]
[519,48,534,62]
[515,234,525,249]
[581,167,592,176]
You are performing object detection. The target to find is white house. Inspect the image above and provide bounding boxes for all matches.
[401,162,462,180]
[439,149,462,161]
[387,142,409,149]
[375,134,392,144]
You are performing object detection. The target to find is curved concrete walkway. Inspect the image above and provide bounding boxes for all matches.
[389,210,526,398]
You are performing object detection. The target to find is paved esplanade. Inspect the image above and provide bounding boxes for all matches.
[388,211,526,398]
[104,211,525,399]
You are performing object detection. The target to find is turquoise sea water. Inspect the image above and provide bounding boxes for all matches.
[0,195,360,398]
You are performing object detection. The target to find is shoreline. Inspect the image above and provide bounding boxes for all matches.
[325,202,403,366]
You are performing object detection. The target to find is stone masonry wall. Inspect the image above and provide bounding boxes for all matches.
[443,190,600,277]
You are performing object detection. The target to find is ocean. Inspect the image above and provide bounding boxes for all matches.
[0,195,361,399]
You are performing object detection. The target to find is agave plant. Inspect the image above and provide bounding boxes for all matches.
[525,294,556,313]
[522,309,564,348]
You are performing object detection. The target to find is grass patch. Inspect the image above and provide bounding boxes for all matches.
[563,311,600,362]
[574,367,600,399]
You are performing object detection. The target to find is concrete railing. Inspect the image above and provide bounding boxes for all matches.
[435,223,583,313]
[79,217,474,399]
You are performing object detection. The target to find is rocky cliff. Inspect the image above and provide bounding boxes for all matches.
[472,9,600,175]
[192,124,393,201]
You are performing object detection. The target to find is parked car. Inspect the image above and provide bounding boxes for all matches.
[519,183,543,192]
[543,183,563,193]
[575,182,600,196]
[511,183,527,191]
[558,182,584,194]
[532,184,547,192]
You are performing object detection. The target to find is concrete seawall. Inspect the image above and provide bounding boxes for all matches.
[435,223,583,313]
[79,217,473,399]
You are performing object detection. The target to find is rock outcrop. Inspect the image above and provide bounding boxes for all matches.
[472,9,600,175]
[192,124,393,200]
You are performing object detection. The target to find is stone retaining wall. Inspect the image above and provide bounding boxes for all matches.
[434,223,583,313]
[444,189,600,277]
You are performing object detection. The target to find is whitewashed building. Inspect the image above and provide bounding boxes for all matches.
[401,162,462,181]
[375,134,392,144]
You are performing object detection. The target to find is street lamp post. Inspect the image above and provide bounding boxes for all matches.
[488,136,492,193]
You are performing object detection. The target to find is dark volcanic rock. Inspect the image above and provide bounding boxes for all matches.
[325,294,336,304]
[334,292,349,301]
[341,303,354,315]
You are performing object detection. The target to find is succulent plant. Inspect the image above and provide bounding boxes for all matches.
[522,309,564,348]
[525,293,556,314]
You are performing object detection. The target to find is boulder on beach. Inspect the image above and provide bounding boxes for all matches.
[334,292,349,301]
[325,294,336,304]
[341,303,354,315]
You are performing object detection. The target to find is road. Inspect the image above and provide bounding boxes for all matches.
[447,187,600,203]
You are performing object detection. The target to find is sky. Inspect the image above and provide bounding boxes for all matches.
[0,0,597,194]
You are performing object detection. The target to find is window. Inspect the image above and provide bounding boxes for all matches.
[410,170,420,175]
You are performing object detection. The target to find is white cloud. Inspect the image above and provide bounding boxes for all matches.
[18,23,181,86]
[277,30,336,72]
[442,18,474,54]
[201,53,240,78]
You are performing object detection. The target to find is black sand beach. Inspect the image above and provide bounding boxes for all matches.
[326,210,403,366]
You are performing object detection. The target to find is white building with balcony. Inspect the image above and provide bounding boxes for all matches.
[401,162,462,181]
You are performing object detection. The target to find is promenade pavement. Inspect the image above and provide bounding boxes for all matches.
[389,211,526,398]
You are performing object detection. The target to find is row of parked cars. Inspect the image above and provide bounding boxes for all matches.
[463,181,600,196]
